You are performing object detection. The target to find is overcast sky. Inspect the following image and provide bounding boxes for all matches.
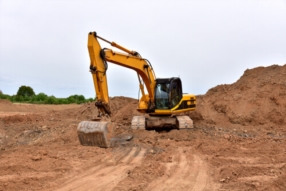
[1,0,286,99]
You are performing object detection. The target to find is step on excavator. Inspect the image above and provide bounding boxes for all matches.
[77,32,196,147]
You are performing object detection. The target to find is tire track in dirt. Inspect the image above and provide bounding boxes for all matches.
[191,155,209,191]
[147,147,213,191]
[56,146,146,191]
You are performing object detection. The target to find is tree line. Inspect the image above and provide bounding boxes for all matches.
[0,85,95,104]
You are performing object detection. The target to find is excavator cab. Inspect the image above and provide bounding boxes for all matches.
[155,78,182,110]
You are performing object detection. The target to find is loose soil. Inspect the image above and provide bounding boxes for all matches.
[0,64,286,191]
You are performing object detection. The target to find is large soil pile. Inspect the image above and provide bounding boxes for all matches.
[191,64,286,128]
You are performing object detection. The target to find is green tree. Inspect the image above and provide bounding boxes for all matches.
[16,86,35,97]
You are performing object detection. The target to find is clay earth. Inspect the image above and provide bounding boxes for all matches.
[0,64,286,191]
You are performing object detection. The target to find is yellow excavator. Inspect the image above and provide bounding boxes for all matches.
[77,32,196,147]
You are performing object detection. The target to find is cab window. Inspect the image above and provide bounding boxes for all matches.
[155,83,169,109]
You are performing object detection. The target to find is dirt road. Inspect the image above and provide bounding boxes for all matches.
[56,146,216,191]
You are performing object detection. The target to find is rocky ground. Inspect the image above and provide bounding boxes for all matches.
[0,64,286,191]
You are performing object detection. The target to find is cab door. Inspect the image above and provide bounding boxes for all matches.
[169,78,182,108]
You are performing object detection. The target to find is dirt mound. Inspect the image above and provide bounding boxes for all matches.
[191,64,286,128]
[0,99,14,112]
[62,96,139,121]
[0,99,12,105]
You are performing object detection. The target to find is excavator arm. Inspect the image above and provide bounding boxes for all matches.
[88,32,156,116]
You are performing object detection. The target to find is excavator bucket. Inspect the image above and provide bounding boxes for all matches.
[77,121,115,148]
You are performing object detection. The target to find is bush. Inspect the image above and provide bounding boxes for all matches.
[67,94,86,104]
[44,96,58,104]
[15,95,24,102]
[0,93,9,99]
[57,98,69,104]
[35,93,48,102]
[87,98,95,102]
